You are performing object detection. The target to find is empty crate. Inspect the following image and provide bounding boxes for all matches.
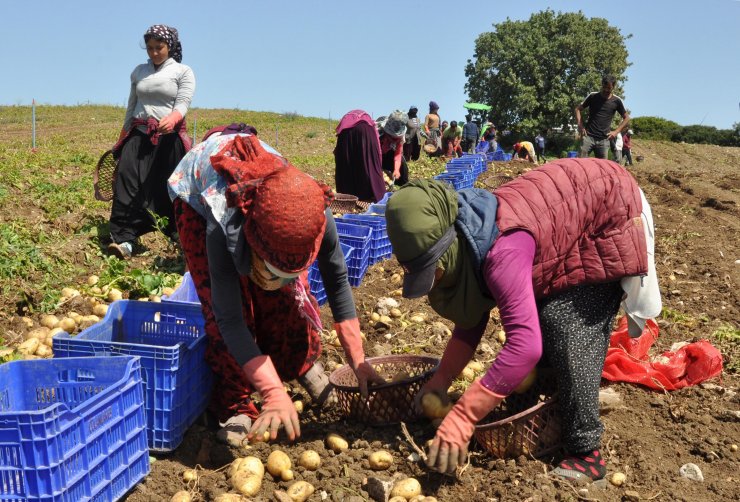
[52,300,212,452]
[341,213,392,265]
[334,222,372,287]
[307,242,354,306]
[0,356,149,501]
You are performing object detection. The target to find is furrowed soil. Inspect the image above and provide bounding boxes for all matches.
[0,106,737,502]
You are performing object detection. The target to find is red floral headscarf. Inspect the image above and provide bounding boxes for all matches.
[210,135,334,273]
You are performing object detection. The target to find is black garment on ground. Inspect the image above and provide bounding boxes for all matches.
[382,148,409,186]
[109,130,184,243]
[334,122,385,202]
[581,92,626,140]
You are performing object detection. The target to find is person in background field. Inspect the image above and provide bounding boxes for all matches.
[483,123,497,152]
[611,131,623,164]
[385,158,661,479]
[377,111,409,186]
[168,132,384,445]
[534,131,546,163]
[440,121,449,134]
[108,24,195,259]
[423,101,442,153]
[333,110,386,202]
[441,120,463,158]
[461,115,479,154]
[623,129,634,166]
[512,140,538,165]
[403,105,422,162]
[575,75,630,159]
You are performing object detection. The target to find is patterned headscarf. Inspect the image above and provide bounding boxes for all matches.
[210,135,334,273]
[144,24,183,63]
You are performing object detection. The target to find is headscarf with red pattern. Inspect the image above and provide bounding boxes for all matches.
[210,135,334,273]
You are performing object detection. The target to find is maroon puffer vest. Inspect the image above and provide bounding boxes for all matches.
[494,158,647,298]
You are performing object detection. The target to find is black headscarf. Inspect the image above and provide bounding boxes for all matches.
[144,24,183,63]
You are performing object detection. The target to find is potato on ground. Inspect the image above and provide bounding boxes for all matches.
[368,450,394,470]
[391,478,422,499]
[325,433,349,453]
[298,450,321,470]
[266,450,292,477]
[285,481,315,502]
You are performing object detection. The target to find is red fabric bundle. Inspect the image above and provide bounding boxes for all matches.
[602,317,723,391]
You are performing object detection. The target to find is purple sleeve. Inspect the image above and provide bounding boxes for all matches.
[479,230,543,396]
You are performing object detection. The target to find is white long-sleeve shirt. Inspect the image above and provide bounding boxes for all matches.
[123,57,195,130]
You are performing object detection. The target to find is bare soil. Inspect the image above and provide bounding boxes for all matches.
[122,140,739,502]
[0,111,737,502]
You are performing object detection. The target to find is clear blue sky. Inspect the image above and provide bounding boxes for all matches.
[1,0,738,129]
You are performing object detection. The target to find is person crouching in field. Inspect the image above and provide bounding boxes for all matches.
[108,25,195,259]
[168,132,383,444]
[385,158,661,481]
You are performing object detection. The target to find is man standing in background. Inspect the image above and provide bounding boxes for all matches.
[534,131,546,163]
[461,115,479,153]
[575,75,630,159]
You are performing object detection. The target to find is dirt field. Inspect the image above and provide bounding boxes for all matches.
[121,141,739,502]
[0,109,737,502]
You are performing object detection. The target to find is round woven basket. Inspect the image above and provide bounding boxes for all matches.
[330,193,359,214]
[329,355,439,426]
[473,372,562,459]
[482,174,514,191]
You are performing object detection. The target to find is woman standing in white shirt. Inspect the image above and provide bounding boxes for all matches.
[108,24,195,259]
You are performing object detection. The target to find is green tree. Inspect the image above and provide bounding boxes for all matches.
[631,116,681,141]
[465,10,631,135]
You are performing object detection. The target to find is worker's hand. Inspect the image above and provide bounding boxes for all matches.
[578,125,587,138]
[426,435,469,474]
[352,361,386,399]
[158,110,182,134]
[242,355,301,441]
[425,380,504,474]
[248,388,301,442]
[607,130,618,140]
[335,318,385,398]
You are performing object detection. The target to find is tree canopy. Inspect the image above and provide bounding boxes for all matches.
[465,10,631,135]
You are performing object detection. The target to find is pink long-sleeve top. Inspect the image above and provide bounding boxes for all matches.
[379,134,404,177]
[451,229,542,396]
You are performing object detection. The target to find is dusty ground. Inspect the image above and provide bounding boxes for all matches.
[0,107,736,502]
[121,142,739,502]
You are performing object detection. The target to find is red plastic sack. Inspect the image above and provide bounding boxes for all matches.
[602,317,723,391]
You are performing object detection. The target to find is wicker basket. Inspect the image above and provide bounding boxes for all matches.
[93,149,118,202]
[330,193,359,214]
[473,373,562,459]
[329,355,439,425]
[482,174,514,191]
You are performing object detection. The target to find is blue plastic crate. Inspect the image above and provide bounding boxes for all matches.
[567,151,578,158]
[162,272,199,305]
[434,173,465,191]
[0,356,149,502]
[503,153,513,161]
[52,300,213,452]
[491,149,506,161]
[334,222,372,287]
[307,242,354,305]
[377,192,393,205]
[341,213,392,264]
[366,203,386,215]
